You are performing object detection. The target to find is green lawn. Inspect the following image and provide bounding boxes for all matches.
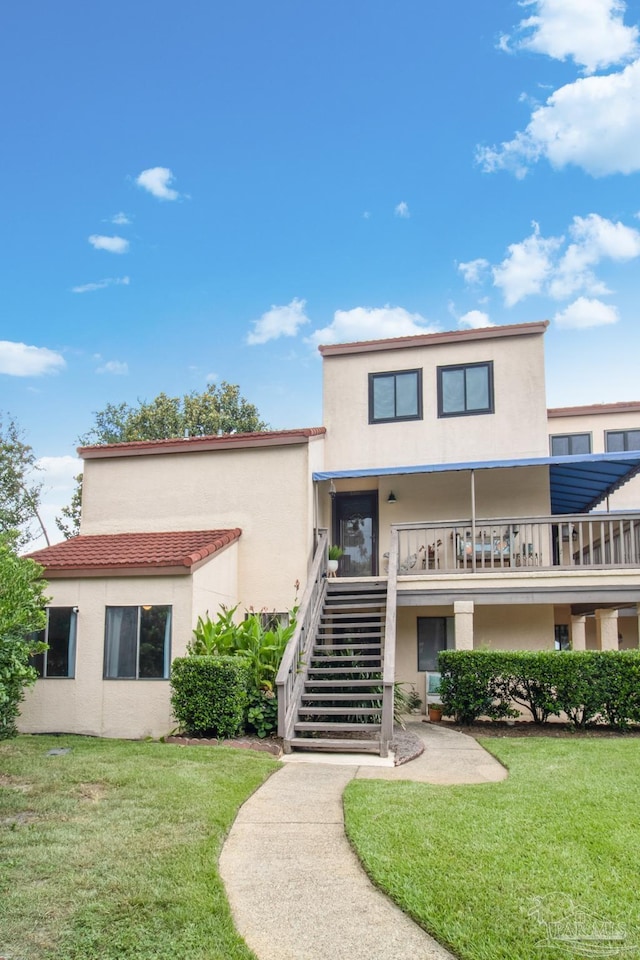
[0,735,278,960]
[344,737,640,960]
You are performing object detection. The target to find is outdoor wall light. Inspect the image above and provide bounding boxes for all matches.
[387,491,397,504]
[329,480,337,500]
[142,605,153,611]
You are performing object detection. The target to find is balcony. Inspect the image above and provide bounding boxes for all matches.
[392,512,640,575]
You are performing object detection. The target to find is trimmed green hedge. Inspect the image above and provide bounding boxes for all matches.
[170,656,249,737]
[438,649,640,728]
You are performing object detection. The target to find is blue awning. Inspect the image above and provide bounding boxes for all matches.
[313,451,640,515]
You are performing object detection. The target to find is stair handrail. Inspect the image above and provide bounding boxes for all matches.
[380,525,398,756]
[276,528,329,743]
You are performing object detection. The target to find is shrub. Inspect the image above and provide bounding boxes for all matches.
[438,649,640,729]
[0,534,48,740]
[170,656,249,737]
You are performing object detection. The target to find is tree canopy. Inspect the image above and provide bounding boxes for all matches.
[80,382,268,446]
[0,413,47,549]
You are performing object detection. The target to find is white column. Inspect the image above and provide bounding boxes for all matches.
[454,600,474,650]
[636,605,640,649]
[595,608,618,651]
[571,615,587,651]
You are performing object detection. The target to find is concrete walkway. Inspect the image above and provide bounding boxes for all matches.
[219,722,506,960]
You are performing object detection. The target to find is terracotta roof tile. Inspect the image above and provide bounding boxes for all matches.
[27,529,241,575]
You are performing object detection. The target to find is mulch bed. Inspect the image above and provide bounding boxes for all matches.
[444,719,640,739]
[164,735,283,756]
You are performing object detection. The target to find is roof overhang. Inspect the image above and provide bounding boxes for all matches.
[313,451,640,515]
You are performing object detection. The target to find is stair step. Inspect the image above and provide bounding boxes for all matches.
[313,634,382,651]
[320,607,383,622]
[301,693,383,702]
[325,593,387,601]
[308,667,381,676]
[294,721,381,733]
[311,655,382,663]
[316,631,383,640]
[287,737,382,753]
[298,703,382,717]
[305,679,382,687]
[323,602,386,611]
[327,580,387,591]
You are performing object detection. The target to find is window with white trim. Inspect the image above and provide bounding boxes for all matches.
[31,607,77,678]
[104,605,171,679]
[368,369,422,423]
[437,361,493,417]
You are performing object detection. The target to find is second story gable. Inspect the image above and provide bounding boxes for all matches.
[319,321,550,472]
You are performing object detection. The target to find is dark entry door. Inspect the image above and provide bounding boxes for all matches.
[333,492,378,577]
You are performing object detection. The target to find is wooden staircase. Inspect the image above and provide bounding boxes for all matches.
[285,580,387,754]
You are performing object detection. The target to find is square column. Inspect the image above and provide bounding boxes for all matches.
[595,608,618,651]
[570,615,587,651]
[453,600,474,650]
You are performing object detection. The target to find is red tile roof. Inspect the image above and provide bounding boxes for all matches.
[79,427,326,459]
[318,320,550,356]
[27,529,241,577]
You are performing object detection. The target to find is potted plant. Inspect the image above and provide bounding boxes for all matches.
[327,544,344,576]
[428,702,443,722]
[407,688,423,714]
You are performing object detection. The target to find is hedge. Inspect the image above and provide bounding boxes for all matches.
[438,649,640,729]
[170,656,249,737]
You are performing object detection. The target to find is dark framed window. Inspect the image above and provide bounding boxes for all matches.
[104,605,171,679]
[368,369,422,423]
[31,607,77,678]
[437,361,493,417]
[417,617,454,672]
[555,625,570,651]
[550,433,592,456]
[605,429,640,452]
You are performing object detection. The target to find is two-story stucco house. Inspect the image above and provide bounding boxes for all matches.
[22,321,640,754]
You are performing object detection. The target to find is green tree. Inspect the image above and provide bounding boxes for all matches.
[81,382,268,445]
[0,533,48,739]
[0,413,48,549]
[56,383,268,538]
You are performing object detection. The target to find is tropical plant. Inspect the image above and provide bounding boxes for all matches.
[328,544,344,561]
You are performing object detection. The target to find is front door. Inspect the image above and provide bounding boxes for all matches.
[333,491,378,577]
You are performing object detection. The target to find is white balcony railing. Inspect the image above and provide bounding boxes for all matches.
[392,513,640,575]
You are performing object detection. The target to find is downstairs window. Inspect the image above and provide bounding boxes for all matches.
[104,605,172,679]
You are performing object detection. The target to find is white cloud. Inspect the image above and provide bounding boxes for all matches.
[136,166,180,200]
[88,234,129,254]
[96,360,129,375]
[458,258,490,284]
[206,372,218,382]
[307,305,437,347]
[550,213,640,298]
[0,341,65,377]
[71,276,130,294]
[554,296,619,328]
[492,223,563,306]
[477,58,640,177]
[506,0,639,73]
[110,212,131,225]
[363,211,371,219]
[458,310,493,329]
[394,201,410,218]
[247,298,310,345]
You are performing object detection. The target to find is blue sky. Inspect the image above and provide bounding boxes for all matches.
[3,0,640,543]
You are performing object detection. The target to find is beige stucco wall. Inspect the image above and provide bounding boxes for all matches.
[19,544,241,740]
[323,330,549,471]
[81,438,323,613]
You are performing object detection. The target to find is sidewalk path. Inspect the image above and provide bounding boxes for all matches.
[219,722,506,960]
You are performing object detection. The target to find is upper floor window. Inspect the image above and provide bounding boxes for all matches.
[368,369,422,423]
[31,607,77,678]
[104,605,171,679]
[437,361,493,417]
[550,433,591,456]
[606,429,640,452]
